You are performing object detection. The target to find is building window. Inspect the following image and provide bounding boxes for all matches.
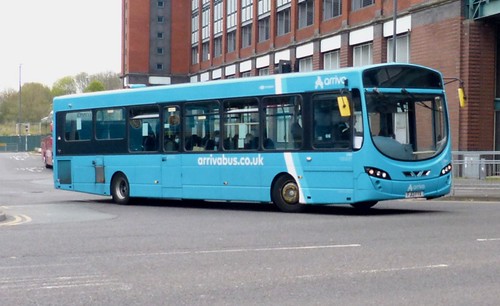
[323,50,340,70]
[213,36,222,58]
[387,34,410,63]
[258,17,270,42]
[157,1,164,8]
[241,24,252,48]
[353,43,372,67]
[323,0,342,20]
[192,0,198,11]
[191,46,199,64]
[241,0,253,24]
[258,0,271,15]
[156,63,164,70]
[157,16,164,23]
[227,30,236,53]
[202,42,210,61]
[241,71,251,78]
[214,0,223,36]
[191,12,199,45]
[258,67,270,75]
[276,7,291,36]
[202,4,211,41]
[157,47,164,55]
[157,32,164,39]
[298,0,314,29]
[226,0,237,29]
[352,0,374,11]
[298,57,313,72]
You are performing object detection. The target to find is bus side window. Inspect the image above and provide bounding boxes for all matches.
[262,95,302,150]
[184,101,220,152]
[128,106,160,152]
[223,98,258,150]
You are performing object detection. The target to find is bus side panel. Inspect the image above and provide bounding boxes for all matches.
[220,153,265,202]
[105,155,162,199]
[71,156,103,195]
[181,154,222,200]
[181,153,268,202]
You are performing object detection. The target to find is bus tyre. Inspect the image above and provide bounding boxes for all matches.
[272,175,304,213]
[350,201,378,210]
[111,173,130,205]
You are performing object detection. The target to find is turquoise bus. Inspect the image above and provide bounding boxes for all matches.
[53,63,453,212]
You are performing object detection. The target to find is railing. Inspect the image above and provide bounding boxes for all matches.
[451,151,500,197]
[0,143,19,152]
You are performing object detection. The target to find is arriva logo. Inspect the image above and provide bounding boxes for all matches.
[315,75,347,89]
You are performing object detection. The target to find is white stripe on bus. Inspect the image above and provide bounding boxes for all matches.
[275,75,283,95]
[284,152,305,203]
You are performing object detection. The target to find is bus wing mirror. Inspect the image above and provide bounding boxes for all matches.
[337,96,351,117]
[458,87,467,108]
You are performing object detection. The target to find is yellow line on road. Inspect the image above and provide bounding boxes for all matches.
[0,214,32,227]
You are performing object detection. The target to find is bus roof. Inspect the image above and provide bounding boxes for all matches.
[53,63,441,112]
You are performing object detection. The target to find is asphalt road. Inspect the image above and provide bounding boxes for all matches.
[0,152,499,305]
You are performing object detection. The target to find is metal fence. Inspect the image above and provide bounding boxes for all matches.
[451,151,500,197]
[0,135,42,152]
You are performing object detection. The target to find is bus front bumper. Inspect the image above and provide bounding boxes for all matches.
[355,173,452,202]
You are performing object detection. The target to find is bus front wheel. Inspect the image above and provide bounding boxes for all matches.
[271,175,304,213]
[111,173,130,205]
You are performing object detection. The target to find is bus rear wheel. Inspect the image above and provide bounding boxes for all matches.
[111,173,130,205]
[272,175,304,213]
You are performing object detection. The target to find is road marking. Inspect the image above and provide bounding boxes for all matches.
[477,238,500,242]
[194,244,361,254]
[118,244,361,258]
[0,214,32,227]
[0,274,130,291]
[357,264,449,274]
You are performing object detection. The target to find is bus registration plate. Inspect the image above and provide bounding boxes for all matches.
[405,191,424,198]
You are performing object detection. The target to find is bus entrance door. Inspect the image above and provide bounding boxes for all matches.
[299,152,354,204]
[161,154,182,198]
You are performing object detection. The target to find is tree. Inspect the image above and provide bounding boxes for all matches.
[90,71,122,90]
[83,80,105,92]
[51,76,77,97]
[0,83,52,135]
[21,83,53,122]
[74,72,90,93]
[0,89,18,124]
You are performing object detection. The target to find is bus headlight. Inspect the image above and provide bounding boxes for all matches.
[364,167,391,180]
[440,163,452,176]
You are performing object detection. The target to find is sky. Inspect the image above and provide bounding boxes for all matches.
[0,0,122,92]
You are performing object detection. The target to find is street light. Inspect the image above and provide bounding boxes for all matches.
[18,64,22,137]
[392,0,398,62]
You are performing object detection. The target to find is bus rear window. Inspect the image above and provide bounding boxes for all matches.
[64,111,92,141]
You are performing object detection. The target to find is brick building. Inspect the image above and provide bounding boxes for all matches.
[121,0,500,151]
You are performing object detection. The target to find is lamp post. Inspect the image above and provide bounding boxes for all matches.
[392,0,398,62]
[18,64,22,137]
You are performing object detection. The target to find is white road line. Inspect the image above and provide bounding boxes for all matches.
[194,244,361,254]
[477,238,500,242]
[358,264,449,274]
[117,244,361,258]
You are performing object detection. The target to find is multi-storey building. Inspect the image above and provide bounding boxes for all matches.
[122,0,500,151]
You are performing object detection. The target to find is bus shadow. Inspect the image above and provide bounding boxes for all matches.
[91,198,445,217]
